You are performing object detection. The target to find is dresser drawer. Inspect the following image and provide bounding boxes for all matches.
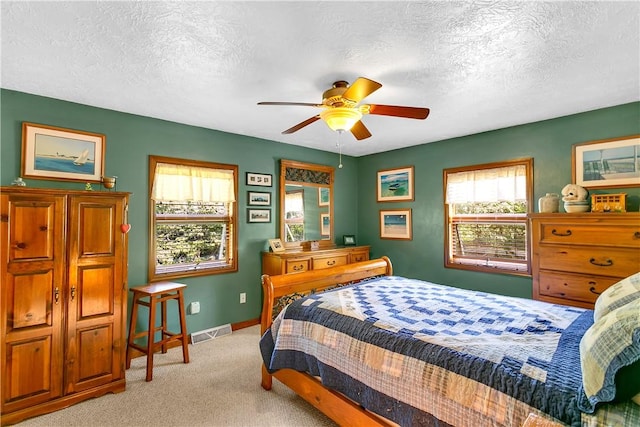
[350,250,369,263]
[538,245,640,278]
[538,222,640,248]
[538,271,620,305]
[284,259,310,273]
[312,255,348,270]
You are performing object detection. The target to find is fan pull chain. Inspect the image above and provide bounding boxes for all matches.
[336,130,343,169]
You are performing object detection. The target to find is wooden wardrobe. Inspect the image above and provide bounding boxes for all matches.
[1,187,130,425]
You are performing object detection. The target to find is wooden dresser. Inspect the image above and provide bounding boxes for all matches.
[262,245,370,276]
[1,187,129,425]
[529,213,640,308]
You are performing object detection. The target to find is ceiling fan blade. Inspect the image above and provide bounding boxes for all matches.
[350,120,372,140]
[342,77,382,103]
[368,104,430,119]
[282,116,321,134]
[258,101,323,107]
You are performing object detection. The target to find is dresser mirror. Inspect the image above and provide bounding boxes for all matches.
[279,159,334,249]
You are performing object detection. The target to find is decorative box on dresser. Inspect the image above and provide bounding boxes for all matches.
[1,187,129,425]
[262,245,370,276]
[529,213,640,309]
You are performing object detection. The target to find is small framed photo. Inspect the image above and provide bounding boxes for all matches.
[572,135,640,188]
[318,187,330,206]
[343,235,356,246]
[248,191,271,206]
[268,238,285,253]
[380,209,412,240]
[21,122,106,183]
[247,208,271,223]
[246,172,273,187]
[377,166,414,202]
[320,213,330,236]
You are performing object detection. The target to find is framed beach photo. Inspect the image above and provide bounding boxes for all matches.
[320,213,330,236]
[21,122,105,183]
[318,187,330,206]
[572,135,640,189]
[246,172,272,187]
[248,191,271,206]
[247,208,271,223]
[377,166,414,202]
[379,209,412,240]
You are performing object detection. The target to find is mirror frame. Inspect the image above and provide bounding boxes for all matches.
[279,159,335,249]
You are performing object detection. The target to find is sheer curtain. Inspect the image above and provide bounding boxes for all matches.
[446,164,527,204]
[151,163,236,203]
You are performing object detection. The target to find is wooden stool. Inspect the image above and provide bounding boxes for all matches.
[126,282,190,381]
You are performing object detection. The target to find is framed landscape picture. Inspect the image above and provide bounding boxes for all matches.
[247,208,271,223]
[248,191,271,206]
[318,187,330,206]
[379,209,412,240]
[572,135,640,188]
[377,166,414,202]
[21,122,105,183]
[320,213,330,236]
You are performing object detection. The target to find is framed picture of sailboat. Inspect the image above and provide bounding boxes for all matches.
[21,122,105,183]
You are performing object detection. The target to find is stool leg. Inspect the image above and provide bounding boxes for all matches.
[126,292,140,369]
[161,294,168,354]
[145,294,156,382]
[177,289,190,364]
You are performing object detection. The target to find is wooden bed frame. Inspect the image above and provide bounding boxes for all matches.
[260,256,396,427]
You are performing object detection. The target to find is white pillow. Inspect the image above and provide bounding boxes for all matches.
[593,272,640,322]
[578,299,640,413]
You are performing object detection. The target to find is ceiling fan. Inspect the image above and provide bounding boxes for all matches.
[257,77,430,140]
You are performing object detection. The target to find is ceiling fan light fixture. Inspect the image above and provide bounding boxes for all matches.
[320,107,362,132]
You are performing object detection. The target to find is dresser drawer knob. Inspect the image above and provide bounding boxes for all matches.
[326,260,336,266]
[589,258,613,267]
[551,229,572,237]
[589,282,602,295]
[293,265,304,271]
[634,231,640,239]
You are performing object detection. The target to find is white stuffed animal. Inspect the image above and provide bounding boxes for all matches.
[561,184,588,202]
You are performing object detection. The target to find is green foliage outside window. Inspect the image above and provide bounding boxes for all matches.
[155,201,228,268]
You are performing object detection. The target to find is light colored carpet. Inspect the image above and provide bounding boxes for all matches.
[18,325,336,427]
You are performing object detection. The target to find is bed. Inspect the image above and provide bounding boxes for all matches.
[259,257,640,427]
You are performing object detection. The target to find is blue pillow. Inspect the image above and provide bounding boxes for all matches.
[578,299,640,413]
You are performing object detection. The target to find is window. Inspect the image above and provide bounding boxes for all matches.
[148,156,238,281]
[444,159,532,275]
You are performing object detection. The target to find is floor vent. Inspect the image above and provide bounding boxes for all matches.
[190,323,232,345]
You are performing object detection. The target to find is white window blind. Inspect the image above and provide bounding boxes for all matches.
[151,163,236,204]
[446,164,527,204]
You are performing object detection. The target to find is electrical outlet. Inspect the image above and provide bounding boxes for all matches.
[189,301,200,314]
[240,293,246,304]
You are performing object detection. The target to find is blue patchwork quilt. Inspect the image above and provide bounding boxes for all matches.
[260,276,640,426]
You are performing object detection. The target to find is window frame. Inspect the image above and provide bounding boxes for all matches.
[443,158,533,277]
[148,155,238,281]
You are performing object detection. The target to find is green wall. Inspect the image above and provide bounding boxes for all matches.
[357,102,640,298]
[0,89,360,333]
[2,89,638,332]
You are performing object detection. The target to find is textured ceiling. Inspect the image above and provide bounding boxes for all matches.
[1,1,639,157]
